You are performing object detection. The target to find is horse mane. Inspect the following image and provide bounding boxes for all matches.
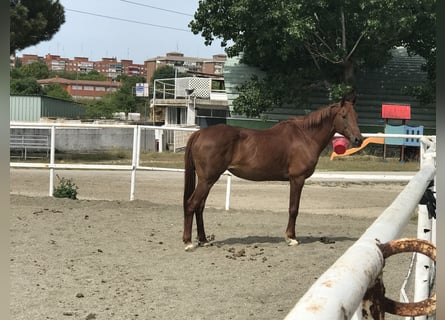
[278,102,340,129]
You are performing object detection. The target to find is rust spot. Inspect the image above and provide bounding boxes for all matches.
[378,238,436,261]
[375,238,436,317]
[362,276,385,319]
[306,303,323,312]
[322,280,333,288]
[383,292,436,317]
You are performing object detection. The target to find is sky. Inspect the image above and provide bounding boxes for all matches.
[16,0,228,64]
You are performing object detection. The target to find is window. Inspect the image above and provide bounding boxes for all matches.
[84,86,94,91]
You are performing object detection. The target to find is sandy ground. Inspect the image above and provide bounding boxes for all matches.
[10,168,417,320]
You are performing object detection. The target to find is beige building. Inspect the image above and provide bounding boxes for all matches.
[144,52,226,83]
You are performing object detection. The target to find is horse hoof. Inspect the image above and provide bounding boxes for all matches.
[184,242,196,252]
[285,237,299,246]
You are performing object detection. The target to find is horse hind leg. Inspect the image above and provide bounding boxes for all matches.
[195,188,213,246]
[183,179,215,251]
[183,201,195,251]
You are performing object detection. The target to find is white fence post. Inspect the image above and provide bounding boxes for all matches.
[413,137,436,320]
[225,172,232,210]
[130,126,139,201]
[158,128,164,153]
[48,125,56,196]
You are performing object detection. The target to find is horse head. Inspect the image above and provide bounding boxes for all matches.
[333,94,363,147]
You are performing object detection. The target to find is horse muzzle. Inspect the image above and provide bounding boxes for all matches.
[351,136,364,148]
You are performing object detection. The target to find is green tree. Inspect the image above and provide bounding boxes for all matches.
[84,75,147,118]
[78,70,107,81]
[397,1,436,104]
[84,96,118,119]
[111,75,146,113]
[10,78,43,95]
[190,0,436,114]
[232,76,278,117]
[149,65,176,84]
[43,83,72,100]
[10,0,65,55]
[48,70,107,81]
[16,61,50,79]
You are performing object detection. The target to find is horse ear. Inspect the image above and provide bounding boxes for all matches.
[341,90,357,106]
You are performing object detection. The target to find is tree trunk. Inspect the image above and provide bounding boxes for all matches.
[343,59,354,84]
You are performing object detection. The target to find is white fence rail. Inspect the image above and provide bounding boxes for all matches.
[283,136,436,320]
[10,122,428,208]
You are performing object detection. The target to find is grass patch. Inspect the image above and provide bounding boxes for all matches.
[139,151,184,168]
[11,149,420,172]
[53,175,79,200]
[317,155,419,171]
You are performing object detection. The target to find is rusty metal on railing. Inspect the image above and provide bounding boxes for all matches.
[361,238,436,319]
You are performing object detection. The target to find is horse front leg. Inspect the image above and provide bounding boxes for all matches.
[285,176,306,246]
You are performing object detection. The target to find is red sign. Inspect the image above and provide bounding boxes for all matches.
[381,104,411,119]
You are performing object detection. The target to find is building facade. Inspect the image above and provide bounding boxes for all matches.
[19,54,147,80]
[37,77,121,100]
[145,52,226,83]
[18,51,226,85]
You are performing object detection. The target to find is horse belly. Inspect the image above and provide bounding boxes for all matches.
[228,165,289,181]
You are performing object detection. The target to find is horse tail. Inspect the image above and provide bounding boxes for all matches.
[183,131,199,209]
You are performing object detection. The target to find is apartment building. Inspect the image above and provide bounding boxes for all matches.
[19,54,146,80]
[19,51,225,83]
[37,77,121,100]
[145,52,226,83]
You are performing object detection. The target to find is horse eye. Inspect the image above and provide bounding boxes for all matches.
[342,115,346,119]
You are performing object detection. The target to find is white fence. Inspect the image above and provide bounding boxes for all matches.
[10,122,428,208]
[284,136,436,320]
[10,123,436,318]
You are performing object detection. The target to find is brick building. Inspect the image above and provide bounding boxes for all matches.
[19,54,146,80]
[18,52,226,83]
[37,77,121,100]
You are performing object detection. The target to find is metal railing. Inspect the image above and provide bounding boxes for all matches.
[283,136,436,320]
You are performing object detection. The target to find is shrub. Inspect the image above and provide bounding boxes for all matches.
[53,175,79,200]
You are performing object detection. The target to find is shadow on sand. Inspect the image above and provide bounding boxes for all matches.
[210,235,358,246]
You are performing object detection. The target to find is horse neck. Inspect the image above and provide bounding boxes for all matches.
[302,106,337,154]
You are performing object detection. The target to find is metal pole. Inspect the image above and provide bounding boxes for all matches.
[414,205,432,320]
[158,129,164,153]
[225,173,232,210]
[49,125,56,196]
[129,126,139,201]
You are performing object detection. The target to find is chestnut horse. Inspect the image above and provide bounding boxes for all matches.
[183,95,363,251]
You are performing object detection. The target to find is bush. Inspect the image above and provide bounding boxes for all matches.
[53,175,79,200]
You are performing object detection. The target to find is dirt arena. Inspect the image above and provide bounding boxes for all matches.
[10,168,417,320]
